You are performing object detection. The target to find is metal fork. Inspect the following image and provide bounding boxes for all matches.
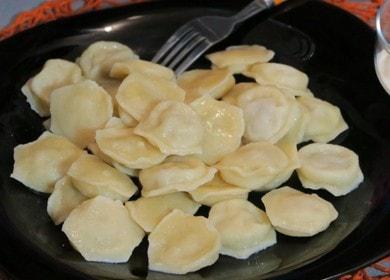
[152,0,284,75]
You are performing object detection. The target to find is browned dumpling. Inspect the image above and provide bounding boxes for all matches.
[11,131,84,193]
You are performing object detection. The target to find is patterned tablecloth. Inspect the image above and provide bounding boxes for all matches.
[0,0,388,279]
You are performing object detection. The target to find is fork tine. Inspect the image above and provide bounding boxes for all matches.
[167,36,206,69]
[152,25,194,63]
[160,30,198,66]
[174,40,212,75]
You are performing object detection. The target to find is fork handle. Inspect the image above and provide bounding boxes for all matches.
[230,0,284,24]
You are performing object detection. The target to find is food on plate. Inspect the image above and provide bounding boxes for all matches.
[262,186,339,237]
[222,82,258,105]
[110,59,175,80]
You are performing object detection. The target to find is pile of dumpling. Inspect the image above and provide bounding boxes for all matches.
[11,41,363,275]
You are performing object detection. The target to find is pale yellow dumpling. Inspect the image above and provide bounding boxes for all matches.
[206,45,275,73]
[140,156,217,197]
[96,127,166,169]
[126,192,200,232]
[177,69,235,102]
[110,59,175,80]
[117,105,138,127]
[216,142,289,190]
[11,131,84,193]
[209,199,276,259]
[134,101,204,156]
[22,59,83,117]
[298,96,348,143]
[148,209,220,274]
[222,82,258,105]
[190,97,244,165]
[78,41,138,81]
[116,73,185,121]
[262,186,338,237]
[297,143,363,196]
[50,80,113,148]
[47,176,87,225]
[62,196,144,263]
[67,154,137,202]
[236,85,296,143]
[190,174,249,207]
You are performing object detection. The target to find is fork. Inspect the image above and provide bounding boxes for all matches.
[152,0,285,75]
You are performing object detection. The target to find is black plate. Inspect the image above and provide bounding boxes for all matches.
[0,0,389,279]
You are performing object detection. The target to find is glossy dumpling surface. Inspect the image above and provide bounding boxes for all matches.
[67,154,137,202]
[297,143,363,196]
[190,97,244,164]
[209,199,276,259]
[126,192,200,232]
[262,186,338,237]
[148,209,220,274]
[222,82,258,105]
[47,176,87,225]
[62,196,144,263]
[110,59,175,80]
[134,101,204,156]
[11,131,84,193]
[116,73,185,121]
[50,80,113,148]
[140,156,217,197]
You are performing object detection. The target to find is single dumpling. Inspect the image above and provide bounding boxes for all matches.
[116,73,185,121]
[140,156,217,197]
[177,69,235,102]
[47,176,87,225]
[148,209,220,274]
[207,45,274,73]
[243,63,311,97]
[222,82,258,105]
[11,131,84,193]
[50,80,113,148]
[22,59,83,117]
[134,100,205,156]
[216,142,289,190]
[209,199,276,259]
[67,154,138,202]
[190,174,249,207]
[298,96,348,143]
[110,59,175,80]
[96,127,166,169]
[297,143,363,196]
[62,196,144,263]
[236,85,296,143]
[190,97,245,165]
[261,186,339,237]
[126,192,200,232]
[78,41,138,81]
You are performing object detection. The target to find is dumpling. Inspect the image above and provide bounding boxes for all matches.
[104,116,127,129]
[110,59,175,80]
[117,105,138,127]
[139,156,217,197]
[22,59,83,117]
[148,209,220,274]
[190,174,249,207]
[206,45,274,73]
[95,127,166,169]
[116,73,185,121]
[190,97,244,165]
[177,69,235,102]
[62,196,144,263]
[47,176,87,225]
[125,192,200,232]
[236,85,296,143]
[222,82,258,105]
[67,154,138,202]
[11,131,84,193]
[209,199,276,259]
[297,143,363,196]
[112,162,139,177]
[78,41,138,81]
[50,80,113,148]
[298,96,348,143]
[134,101,204,156]
[261,186,338,237]
[243,63,312,97]
[216,142,289,190]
